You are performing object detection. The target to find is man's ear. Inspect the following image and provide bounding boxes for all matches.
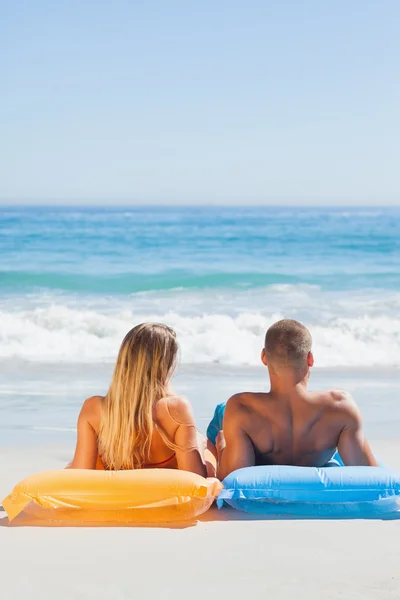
[261,348,268,366]
[307,351,314,367]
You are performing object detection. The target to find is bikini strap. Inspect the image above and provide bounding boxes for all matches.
[156,396,198,452]
[158,395,194,427]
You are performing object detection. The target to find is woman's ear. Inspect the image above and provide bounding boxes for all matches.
[261,348,268,366]
[308,351,314,367]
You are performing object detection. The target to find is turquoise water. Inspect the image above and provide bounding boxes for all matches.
[0,206,399,367]
[1,206,399,292]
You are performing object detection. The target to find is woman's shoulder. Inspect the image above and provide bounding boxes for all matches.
[79,395,104,428]
[155,395,195,426]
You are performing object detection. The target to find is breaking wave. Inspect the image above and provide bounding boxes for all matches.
[1,286,399,367]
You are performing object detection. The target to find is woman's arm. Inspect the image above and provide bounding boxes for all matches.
[66,397,101,469]
[167,397,207,478]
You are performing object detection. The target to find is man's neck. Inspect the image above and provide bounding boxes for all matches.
[268,369,309,397]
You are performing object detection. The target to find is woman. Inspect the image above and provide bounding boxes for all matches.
[68,323,215,477]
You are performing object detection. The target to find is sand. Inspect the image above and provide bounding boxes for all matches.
[1,440,400,600]
[1,364,400,598]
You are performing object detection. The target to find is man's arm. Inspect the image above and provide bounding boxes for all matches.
[336,394,378,466]
[217,396,255,480]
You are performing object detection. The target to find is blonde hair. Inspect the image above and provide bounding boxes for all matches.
[98,323,178,470]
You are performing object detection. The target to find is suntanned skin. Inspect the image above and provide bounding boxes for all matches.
[68,395,216,477]
[217,350,377,480]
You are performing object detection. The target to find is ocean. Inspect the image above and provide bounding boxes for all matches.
[1,205,399,368]
[0,204,399,446]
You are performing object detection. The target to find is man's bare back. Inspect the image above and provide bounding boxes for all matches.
[217,320,377,480]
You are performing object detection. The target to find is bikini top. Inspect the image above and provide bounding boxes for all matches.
[101,396,196,469]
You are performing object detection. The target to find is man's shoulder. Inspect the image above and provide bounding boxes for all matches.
[322,388,355,406]
[226,392,268,415]
[223,393,262,434]
[316,389,361,420]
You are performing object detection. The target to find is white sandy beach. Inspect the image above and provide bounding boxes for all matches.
[1,440,400,600]
[1,366,400,599]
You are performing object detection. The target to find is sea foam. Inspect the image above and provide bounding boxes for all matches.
[1,289,399,367]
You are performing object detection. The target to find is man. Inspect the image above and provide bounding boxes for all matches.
[217,319,377,480]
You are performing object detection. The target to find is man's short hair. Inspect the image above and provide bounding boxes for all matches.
[264,319,312,370]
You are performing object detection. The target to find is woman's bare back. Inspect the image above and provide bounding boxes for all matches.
[68,394,214,476]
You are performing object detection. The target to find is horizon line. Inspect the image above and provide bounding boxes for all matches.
[0,203,399,210]
[1,198,399,208]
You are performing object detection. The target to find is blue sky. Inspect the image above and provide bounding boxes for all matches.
[2,1,400,205]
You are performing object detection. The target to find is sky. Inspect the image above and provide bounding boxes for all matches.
[1,1,400,206]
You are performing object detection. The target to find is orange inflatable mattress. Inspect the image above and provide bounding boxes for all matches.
[2,468,222,523]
